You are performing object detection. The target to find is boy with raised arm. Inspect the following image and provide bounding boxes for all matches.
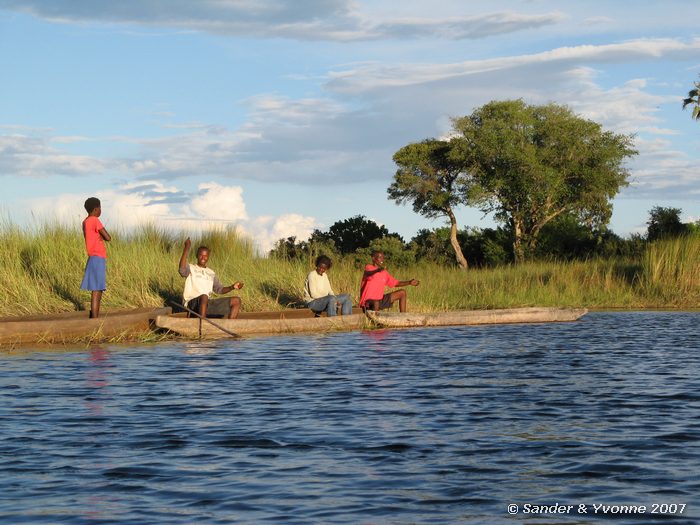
[178,238,243,319]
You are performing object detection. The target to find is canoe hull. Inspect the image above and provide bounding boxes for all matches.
[366,307,588,328]
[155,312,366,338]
[155,307,587,339]
[0,307,171,346]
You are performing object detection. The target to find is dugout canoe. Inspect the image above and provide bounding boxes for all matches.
[365,307,587,328]
[0,307,172,346]
[155,309,367,339]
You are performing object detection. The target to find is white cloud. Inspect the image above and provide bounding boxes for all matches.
[0,0,564,41]
[0,133,109,177]
[187,182,248,223]
[247,213,319,252]
[327,38,700,93]
[24,181,319,253]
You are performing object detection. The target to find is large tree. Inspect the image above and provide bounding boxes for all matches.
[682,75,700,120]
[451,100,637,263]
[389,139,471,268]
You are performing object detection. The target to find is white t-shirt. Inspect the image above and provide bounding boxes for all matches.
[304,270,335,303]
[181,263,224,303]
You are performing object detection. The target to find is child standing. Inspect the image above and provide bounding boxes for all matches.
[80,197,111,318]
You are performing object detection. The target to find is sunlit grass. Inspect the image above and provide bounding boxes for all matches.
[0,220,698,317]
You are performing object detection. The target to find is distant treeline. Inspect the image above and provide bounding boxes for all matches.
[270,207,700,268]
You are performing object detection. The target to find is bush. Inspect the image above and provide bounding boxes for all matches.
[355,236,415,268]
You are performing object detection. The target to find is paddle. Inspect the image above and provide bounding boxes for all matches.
[167,300,241,339]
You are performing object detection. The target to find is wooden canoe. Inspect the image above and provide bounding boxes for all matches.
[365,307,587,328]
[0,307,172,346]
[155,309,367,338]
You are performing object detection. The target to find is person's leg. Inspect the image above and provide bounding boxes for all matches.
[388,289,407,312]
[308,297,331,316]
[197,294,209,317]
[228,296,241,319]
[325,295,338,317]
[336,294,353,315]
[90,290,102,318]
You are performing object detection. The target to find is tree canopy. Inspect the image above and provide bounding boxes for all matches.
[326,215,394,255]
[451,99,637,262]
[682,75,700,121]
[646,206,687,241]
[389,139,471,268]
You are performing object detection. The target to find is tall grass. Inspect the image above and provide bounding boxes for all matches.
[639,235,700,306]
[0,221,697,317]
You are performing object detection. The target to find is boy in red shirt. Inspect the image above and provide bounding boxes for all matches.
[80,197,111,318]
[359,251,419,312]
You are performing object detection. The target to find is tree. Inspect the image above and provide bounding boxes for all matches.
[326,215,392,255]
[451,99,637,263]
[389,139,471,268]
[682,76,700,120]
[646,206,687,241]
[269,236,306,260]
[355,236,415,268]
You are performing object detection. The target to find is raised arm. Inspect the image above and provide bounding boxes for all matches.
[179,237,191,276]
[396,278,420,287]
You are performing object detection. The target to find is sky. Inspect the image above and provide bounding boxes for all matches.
[1,0,699,253]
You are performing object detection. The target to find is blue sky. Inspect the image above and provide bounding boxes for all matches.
[1,0,699,252]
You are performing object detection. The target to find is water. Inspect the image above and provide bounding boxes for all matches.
[1,311,699,524]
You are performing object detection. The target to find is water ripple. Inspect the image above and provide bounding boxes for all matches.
[1,311,698,524]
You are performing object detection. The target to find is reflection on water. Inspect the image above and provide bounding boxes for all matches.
[1,311,699,524]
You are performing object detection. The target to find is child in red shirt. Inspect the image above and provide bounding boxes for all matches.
[359,251,419,312]
[80,197,111,318]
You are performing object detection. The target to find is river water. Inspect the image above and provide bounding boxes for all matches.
[1,311,698,524]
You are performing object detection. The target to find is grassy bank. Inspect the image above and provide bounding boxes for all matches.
[1,222,698,317]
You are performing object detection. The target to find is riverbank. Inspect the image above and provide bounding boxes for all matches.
[1,223,698,318]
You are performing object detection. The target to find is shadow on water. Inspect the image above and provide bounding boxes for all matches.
[20,247,85,310]
[259,281,304,308]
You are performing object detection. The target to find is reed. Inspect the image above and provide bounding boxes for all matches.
[639,235,700,306]
[0,221,697,317]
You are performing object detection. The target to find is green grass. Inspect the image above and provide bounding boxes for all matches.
[1,221,698,317]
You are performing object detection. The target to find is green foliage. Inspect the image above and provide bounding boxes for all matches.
[640,234,700,305]
[409,228,454,264]
[327,215,391,254]
[451,99,638,263]
[390,139,470,268]
[460,227,512,267]
[268,233,339,266]
[688,220,700,235]
[355,236,415,268]
[646,206,688,241]
[269,215,396,261]
[390,140,469,219]
[682,75,700,121]
[269,236,307,260]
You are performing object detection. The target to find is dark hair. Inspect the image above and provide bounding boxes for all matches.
[196,245,210,256]
[315,254,332,268]
[371,250,383,257]
[84,197,101,213]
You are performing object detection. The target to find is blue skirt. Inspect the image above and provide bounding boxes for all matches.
[80,256,107,291]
